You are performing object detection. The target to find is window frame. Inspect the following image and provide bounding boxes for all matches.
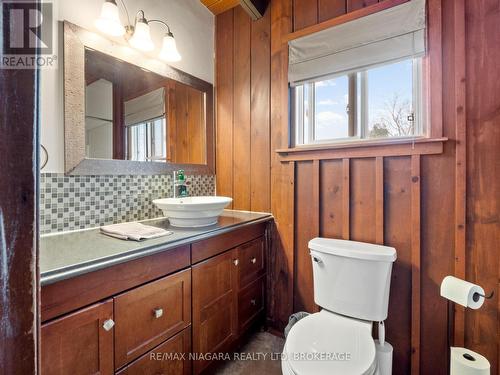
[125,116,167,162]
[292,57,425,147]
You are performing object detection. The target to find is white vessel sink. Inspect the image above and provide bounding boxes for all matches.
[153,196,233,227]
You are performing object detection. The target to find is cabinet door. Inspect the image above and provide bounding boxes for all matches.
[41,300,114,375]
[117,327,191,375]
[114,269,191,369]
[237,236,266,289]
[192,249,238,374]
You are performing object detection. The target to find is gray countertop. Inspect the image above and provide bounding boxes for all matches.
[40,210,273,286]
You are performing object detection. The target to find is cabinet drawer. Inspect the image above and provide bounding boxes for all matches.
[117,326,191,375]
[114,269,191,369]
[238,236,265,289]
[41,300,114,375]
[238,276,265,333]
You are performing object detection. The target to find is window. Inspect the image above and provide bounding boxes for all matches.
[293,58,423,146]
[126,116,167,162]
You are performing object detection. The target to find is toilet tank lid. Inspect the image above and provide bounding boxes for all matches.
[309,238,397,262]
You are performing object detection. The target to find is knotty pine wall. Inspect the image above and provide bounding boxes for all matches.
[215,1,500,374]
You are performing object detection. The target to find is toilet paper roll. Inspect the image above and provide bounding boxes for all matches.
[440,276,485,309]
[450,347,490,375]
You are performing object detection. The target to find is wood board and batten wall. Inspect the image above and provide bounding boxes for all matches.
[215,1,500,375]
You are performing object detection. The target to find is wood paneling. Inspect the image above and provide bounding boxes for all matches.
[233,6,252,210]
[168,81,207,165]
[293,0,318,30]
[294,161,318,313]
[215,1,500,374]
[318,0,346,22]
[384,156,412,375]
[350,158,377,243]
[250,8,271,212]
[465,0,500,373]
[319,160,344,238]
[215,6,272,212]
[347,0,379,12]
[216,10,235,205]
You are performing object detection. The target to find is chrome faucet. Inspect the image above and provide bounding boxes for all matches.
[172,170,188,198]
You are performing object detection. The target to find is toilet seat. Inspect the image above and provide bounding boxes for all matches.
[283,310,377,375]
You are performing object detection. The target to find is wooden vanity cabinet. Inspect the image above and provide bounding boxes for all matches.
[40,221,270,375]
[114,269,191,369]
[192,235,267,374]
[41,300,114,375]
[116,327,191,375]
[192,249,239,374]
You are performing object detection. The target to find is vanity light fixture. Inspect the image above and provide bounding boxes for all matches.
[95,0,182,62]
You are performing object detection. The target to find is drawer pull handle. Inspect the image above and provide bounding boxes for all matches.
[250,299,257,306]
[233,259,239,266]
[153,308,164,319]
[102,319,115,331]
[251,257,257,264]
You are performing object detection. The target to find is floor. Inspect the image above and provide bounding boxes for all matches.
[214,331,285,375]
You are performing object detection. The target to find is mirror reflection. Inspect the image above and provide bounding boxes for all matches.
[84,48,207,165]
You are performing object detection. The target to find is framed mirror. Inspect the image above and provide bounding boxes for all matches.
[64,21,214,175]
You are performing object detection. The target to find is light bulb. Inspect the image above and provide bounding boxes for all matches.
[95,0,125,37]
[159,33,181,62]
[129,20,154,52]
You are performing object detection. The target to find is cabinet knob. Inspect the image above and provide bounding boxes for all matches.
[250,299,257,306]
[102,319,115,331]
[251,257,257,264]
[233,259,239,266]
[153,308,164,319]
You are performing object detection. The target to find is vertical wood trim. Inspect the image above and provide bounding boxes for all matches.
[215,10,235,206]
[269,0,294,330]
[342,158,350,240]
[0,16,39,372]
[250,8,271,212]
[428,0,443,138]
[452,0,466,348]
[232,7,252,210]
[375,156,384,244]
[313,160,320,238]
[411,154,421,374]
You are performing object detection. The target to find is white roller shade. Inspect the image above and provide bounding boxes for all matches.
[124,87,165,126]
[288,0,426,85]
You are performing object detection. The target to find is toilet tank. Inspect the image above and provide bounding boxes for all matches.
[309,238,397,321]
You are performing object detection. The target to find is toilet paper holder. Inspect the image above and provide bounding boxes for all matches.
[473,290,494,302]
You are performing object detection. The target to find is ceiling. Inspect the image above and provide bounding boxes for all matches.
[200,0,240,15]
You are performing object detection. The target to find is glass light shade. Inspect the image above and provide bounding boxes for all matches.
[129,21,154,52]
[95,1,125,37]
[159,34,181,62]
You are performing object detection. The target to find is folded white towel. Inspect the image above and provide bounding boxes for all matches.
[100,222,173,241]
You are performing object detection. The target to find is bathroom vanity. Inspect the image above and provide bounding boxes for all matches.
[40,211,272,374]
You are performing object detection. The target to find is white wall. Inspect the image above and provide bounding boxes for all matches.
[41,0,214,172]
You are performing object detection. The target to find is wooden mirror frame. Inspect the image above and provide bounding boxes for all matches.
[63,21,214,175]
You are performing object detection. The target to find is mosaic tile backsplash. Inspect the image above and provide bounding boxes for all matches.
[40,173,215,234]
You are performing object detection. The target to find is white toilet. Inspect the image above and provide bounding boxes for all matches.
[282,238,397,375]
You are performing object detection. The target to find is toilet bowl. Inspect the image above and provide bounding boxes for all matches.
[282,310,377,375]
[281,238,397,375]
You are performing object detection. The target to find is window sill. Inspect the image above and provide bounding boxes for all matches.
[276,137,447,161]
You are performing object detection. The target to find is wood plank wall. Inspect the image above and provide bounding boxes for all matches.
[215,0,500,374]
[464,0,500,372]
[215,6,271,212]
